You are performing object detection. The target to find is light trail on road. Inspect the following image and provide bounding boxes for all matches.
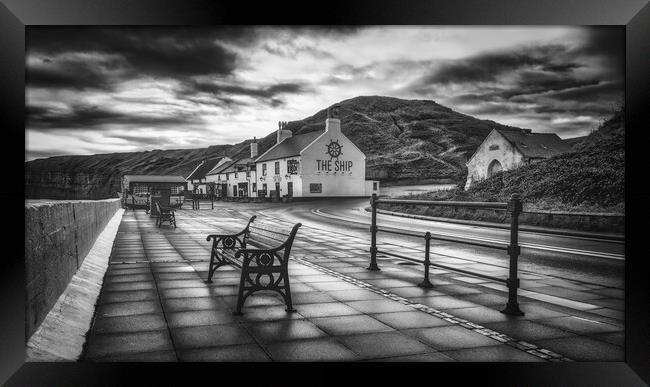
[311,208,625,260]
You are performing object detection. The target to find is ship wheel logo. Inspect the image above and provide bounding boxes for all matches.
[326,140,343,160]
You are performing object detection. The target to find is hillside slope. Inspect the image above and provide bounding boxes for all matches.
[25,95,526,199]
[467,108,624,210]
[402,108,625,212]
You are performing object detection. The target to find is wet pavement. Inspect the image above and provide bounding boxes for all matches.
[82,206,624,362]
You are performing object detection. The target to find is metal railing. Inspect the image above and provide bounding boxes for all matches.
[187,194,215,210]
[368,193,525,316]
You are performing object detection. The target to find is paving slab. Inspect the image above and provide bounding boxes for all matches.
[403,325,498,351]
[85,330,174,359]
[171,324,256,349]
[79,208,624,362]
[243,319,329,344]
[178,344,271,362]
[91,313,168,334]
[338,331,435,359]
[535,336,624,361]
[369,311,453,330]
[264,338,359,361]
[443,345,545,362]
[310,315,395,336]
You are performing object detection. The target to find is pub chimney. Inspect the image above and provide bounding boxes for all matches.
[276,121,292,144]
[250,137,258,158]
[325,105,341,136]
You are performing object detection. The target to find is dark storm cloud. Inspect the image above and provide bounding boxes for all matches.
[26,27,250,90]
[261,42,334,59]
[260,26,361,58]
[579,26,625,71]
[418,44,572,85]
[27,104,202,130]
[181,80,311,107]
[26,26,363,92]
[106,134,171,147]
[27,56,121,91]
[412,28,623,137]
[545,81,623,102]
[277,25,362,38]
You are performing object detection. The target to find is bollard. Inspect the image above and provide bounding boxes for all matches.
[211,194,214,209]
[367,193,380,271]
[418,232,434,288]
[501,193,525,316]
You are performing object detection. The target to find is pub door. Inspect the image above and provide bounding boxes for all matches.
[287,182,293,197]
[221,184,228,198]
[275,183,281,200]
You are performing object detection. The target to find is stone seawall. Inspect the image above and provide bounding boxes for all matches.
[24,199,122,340]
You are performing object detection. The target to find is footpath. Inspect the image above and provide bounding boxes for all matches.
[80,208,623,362]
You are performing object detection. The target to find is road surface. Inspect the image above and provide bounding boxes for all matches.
[240,198,625,289]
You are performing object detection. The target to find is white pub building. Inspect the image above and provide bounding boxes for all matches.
[203,106,379,199]
[255,106,378,199]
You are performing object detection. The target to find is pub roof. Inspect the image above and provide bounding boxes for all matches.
[255,130,324,163]
[186,157,227,180]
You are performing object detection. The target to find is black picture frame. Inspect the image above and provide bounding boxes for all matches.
[2,0,649,385]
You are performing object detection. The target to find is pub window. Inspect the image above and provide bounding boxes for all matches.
[310,183,322,193]
[373,182,378,191]
[287,159,299,175]
[262,183,267,192]
[252,183,257,192]
[235,172,238,178]
[274,161,280,175]
[262,163,267,176]
[132,184,149,196]
[489,145,499,151]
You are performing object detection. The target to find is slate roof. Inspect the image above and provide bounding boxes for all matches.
[219,157,256,174]
[496,128,572,159]
[207,159,237,175]
[255,130,324,163]
[123,175,187,183]
[186,158,226,180]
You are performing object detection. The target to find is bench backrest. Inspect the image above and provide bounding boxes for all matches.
[245,220,302,259]
[156,202,173,212]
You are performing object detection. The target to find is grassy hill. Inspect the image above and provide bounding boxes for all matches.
[381,108,625,231]
[25,95,526,199]
[466,107,624,211]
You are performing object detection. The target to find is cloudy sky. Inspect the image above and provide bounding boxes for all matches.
[25,26,623,161]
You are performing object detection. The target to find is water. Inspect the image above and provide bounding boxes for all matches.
[380,183,456,197]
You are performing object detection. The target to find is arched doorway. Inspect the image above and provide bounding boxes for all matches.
[487,159,502,178]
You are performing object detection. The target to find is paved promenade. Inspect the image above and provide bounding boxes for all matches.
[82,207,624,362]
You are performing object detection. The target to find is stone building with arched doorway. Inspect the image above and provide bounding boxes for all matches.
[464,128,572,190]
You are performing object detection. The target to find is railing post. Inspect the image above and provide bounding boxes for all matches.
[367,193,380,271]
[502,193,525,316]
[418,232,434,288]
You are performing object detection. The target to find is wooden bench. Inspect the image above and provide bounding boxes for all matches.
[205,215,302,315]
[155,202,176,228]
